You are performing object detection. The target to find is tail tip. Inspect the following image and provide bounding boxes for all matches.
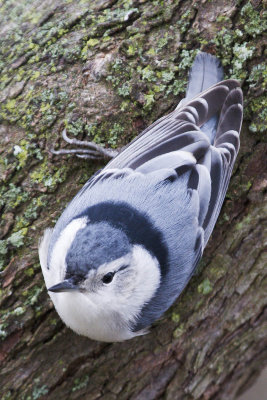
[193,51,222,70]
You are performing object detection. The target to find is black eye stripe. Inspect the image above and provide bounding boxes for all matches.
[118,264,128,272]
[102,264,129,284]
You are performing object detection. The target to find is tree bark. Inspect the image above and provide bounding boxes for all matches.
[0,0,266,399]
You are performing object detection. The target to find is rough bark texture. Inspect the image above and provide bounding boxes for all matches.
[0,0,266,399]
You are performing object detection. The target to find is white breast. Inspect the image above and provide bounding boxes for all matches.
[50,290,139,342]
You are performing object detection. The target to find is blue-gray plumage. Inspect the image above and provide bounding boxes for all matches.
[39,52,243,342]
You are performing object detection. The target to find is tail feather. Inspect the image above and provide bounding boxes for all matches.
[185,52,224,101]
[185,52,224,143]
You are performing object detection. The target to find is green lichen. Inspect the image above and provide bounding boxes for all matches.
[0,324,8,339]
[231,42,255,80]
[162,70,175,83]
[30,160,68,189]
[13,144,28,168]
[0,305,27,329]
[65,117,84,136]
[8,228,28,248]
[24,285,44,307]
[247,96,267,134]
[127,44,137,56]
[108,123,125,147]
[105,42,192,129]
[12,139,43,170]
[14,196,48,231]
[0,241,8,270]
[5,99,17,111]
[0,225,27,270]
[247,63,267,89]
[72,375,89,392]
[87,38,99,47]
[177,9,194,34]
[81,38,100,59]
[1,390,12,400]
[0,184,29,211]
[1,83,69,134]
[178,49,198,70]
[173,323,185,339]
[25,268,34,277]
[240,2,267,37]
[216,15,230,23]
[198,278,213,295]
[32,379,48,400]
[166,79,186,96]
[140,65,157,82]
[171,312,180,324]
[0,240,8,256]
[13,306,26,316]
[144,93,155,109]
[235,215,252,231]
[117,82,131,97]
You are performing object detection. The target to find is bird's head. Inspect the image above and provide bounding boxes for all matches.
[39,214,162,341]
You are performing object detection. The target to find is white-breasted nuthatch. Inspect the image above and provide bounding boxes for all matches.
[39,52,243,342]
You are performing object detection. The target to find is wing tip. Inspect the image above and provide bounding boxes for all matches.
[216,79,241,90]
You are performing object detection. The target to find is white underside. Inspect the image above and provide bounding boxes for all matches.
[48,290,145,342]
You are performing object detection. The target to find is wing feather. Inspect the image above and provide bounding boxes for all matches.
[85,80,243,254]
[107,80,238,170]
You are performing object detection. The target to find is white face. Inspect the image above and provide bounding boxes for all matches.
[39,219,161,342]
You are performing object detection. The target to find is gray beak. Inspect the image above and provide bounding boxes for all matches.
[48,280,78,293]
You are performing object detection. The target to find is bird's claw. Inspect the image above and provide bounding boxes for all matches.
[50,129,119,160]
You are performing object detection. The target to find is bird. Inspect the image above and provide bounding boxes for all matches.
[39,52,243,342]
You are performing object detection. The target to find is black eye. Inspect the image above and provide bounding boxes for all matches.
[102,272,114,284]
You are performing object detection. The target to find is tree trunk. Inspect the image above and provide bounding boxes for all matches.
[0,0,266,399]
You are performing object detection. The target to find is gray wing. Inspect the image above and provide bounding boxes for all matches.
[99,80,243,246]
[106,79,241,169]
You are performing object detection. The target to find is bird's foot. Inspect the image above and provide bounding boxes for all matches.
[50,129,119,160]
